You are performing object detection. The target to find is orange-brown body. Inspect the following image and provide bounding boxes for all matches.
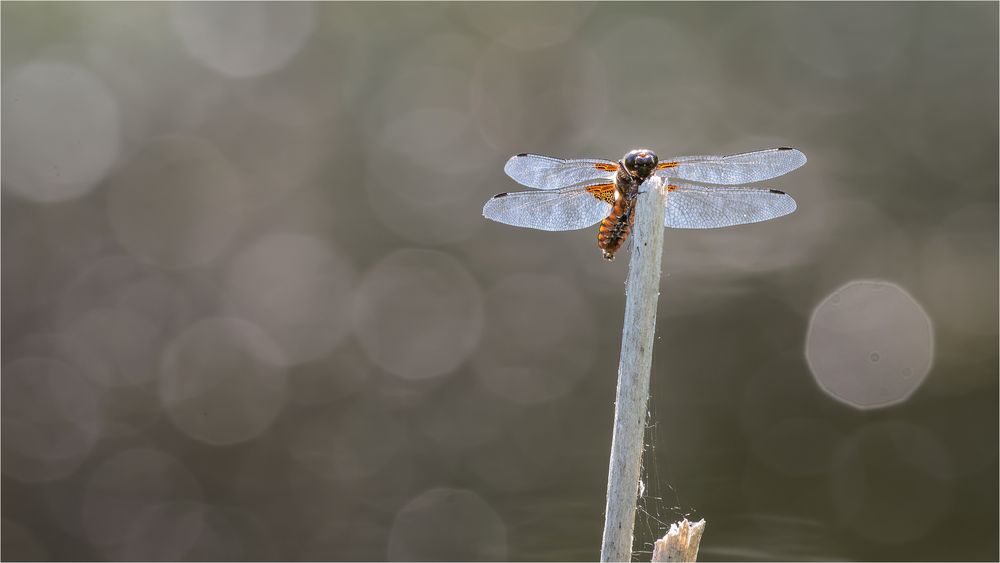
[598,193,637,261]
[596,164,646,261]
[590,149,670,260]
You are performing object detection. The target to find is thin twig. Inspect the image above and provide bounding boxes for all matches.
[601,177,667,562]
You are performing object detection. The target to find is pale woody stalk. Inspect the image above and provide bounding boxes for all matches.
[600,176,667,562]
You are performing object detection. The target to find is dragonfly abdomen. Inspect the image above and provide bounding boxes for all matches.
[597,195,637,261]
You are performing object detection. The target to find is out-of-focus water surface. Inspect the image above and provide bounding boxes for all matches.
[2,2,997,561]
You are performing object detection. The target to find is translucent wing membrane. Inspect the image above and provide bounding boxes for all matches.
[664,182,797,229]
[657,147,806,185]
[483,186,612,231]
[504,153,618,190]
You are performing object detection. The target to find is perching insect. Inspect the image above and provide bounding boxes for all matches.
[483,147,806,260]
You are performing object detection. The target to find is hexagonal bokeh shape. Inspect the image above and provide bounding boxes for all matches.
[806,280,934,409]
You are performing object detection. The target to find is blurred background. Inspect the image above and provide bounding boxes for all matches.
[2,2,997,561]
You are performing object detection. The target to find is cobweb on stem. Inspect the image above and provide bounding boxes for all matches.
[631,360,701,561]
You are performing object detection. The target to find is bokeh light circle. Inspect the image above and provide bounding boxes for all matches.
[107,135,243,269]
[1,357,103,483]
[2,61,120,203]
[159,317,287,445]
[223,232,355,365]
[6,331,163,442]
[353,249,484,380]
[806,280,934,409]
[170,2,316,78]
[387,488,507,561]
[364,34,492,245]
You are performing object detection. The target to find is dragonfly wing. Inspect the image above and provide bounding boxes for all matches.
[656,147,806,185]
[664,182,797,229]
[483,185,612,231]
[504,153,618,190]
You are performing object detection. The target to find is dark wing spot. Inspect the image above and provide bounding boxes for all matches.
[493,192,509,198]
[769,189,786,194]
[515,153,528,157]
[777,147,794,151]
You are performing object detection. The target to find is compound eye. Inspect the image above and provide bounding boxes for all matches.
[623,153,637,171]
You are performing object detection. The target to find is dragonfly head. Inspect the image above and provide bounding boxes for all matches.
[623,149,658,181]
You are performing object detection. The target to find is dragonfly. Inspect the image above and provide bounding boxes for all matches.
[483,147,806,260]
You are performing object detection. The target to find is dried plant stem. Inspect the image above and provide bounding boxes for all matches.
[601,177,667,562]
[651,519,706,562]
